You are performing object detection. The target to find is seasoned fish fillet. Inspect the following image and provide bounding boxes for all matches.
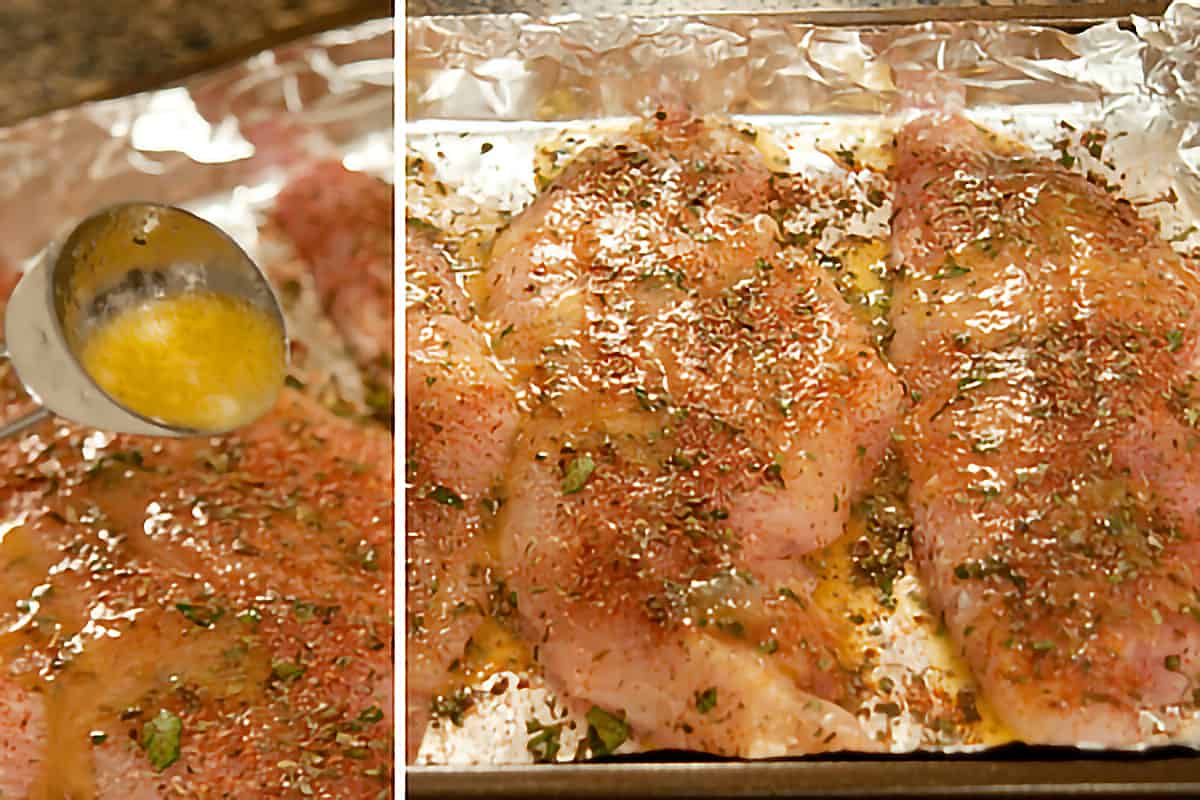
[0,389,393,797]
[271,162,395,420]
[0,677,44,798]
[890,113,1200,746]
[405,223,519,761]
[484,112,903,756]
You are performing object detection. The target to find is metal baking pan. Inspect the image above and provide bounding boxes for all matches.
[404,3,1200,796]
[405,0,1171,27]
[408,748,1200,799]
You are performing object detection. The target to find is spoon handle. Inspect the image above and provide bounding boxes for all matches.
[0,406,51,439]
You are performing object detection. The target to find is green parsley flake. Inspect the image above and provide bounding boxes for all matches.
[428,486,464,508]
[585,706,629,757]
[175,602,223,628]
[140,710,182,772]
[562,455,596,495]
[526,719,564,763]
[358,705,384,725]
[933,262,971,280]
[271,659,307,682]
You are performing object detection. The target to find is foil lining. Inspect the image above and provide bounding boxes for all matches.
[406,2,1200,764]
[0,18,393,276]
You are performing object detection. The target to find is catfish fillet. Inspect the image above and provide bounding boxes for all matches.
[0,390,392,797]
[484,112,902,756]
[890,113,1200,746]
[405,222,519,761]
[0,205,393,795]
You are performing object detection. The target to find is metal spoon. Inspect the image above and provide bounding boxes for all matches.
[1,203,288,438]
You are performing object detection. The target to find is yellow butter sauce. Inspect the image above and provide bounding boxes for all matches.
[79,291,285,432]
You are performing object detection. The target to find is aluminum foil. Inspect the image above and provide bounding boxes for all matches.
[406,2,1200,764]
[0,18,393,276]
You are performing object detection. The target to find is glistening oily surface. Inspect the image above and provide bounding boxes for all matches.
[0,19,395,799]
[405,5,1200,763]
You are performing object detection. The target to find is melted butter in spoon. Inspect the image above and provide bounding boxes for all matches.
[79,291,285,432]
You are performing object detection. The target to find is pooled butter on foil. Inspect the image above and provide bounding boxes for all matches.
[406,2,1200,763]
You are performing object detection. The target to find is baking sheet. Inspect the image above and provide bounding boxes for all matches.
[405,0,1200,767]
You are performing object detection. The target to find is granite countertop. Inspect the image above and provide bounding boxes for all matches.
[0,0,391,128]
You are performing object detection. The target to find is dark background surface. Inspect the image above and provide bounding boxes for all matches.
[0,0,391,127]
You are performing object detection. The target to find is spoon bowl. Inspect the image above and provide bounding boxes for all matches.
[3,203,288,437]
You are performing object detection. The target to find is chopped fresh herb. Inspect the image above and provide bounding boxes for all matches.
[358,705,384,725]
[428,486,464,508]
[1165,654,1182,672]
[271,659,306,682]
[778,587,806,608]
[695,687,718,714]
[933,257,971,280]
[112,449,145,468]
[633,386,656,411]
[758,638,779,655]
[526,719,564,763]
[585,707,629,757]
[432,689,474,726]
[175,603,223,629]
[1167,330,1184,353]
[90,730,108,745]
[1031,640,1055,652]
[140,710,182,772]
[708,613,741,636]
[562,455,596,494]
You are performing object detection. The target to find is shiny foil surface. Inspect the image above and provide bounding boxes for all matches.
[406,2,1200,763]
[0,18,393,274]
